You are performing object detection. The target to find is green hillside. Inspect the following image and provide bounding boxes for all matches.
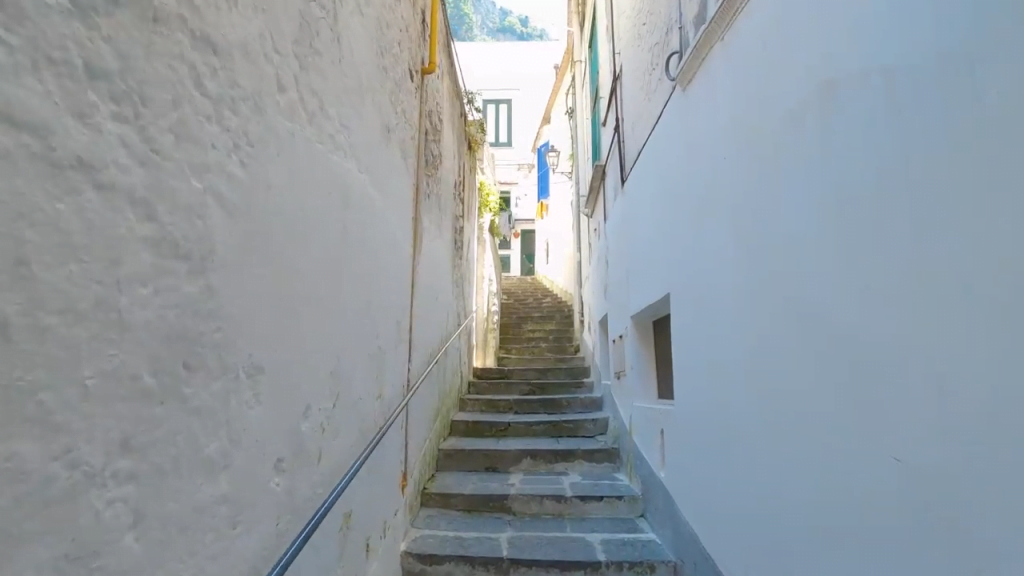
[449,0,552,42]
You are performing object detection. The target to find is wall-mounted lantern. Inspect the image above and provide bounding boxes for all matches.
[545,145,561,172]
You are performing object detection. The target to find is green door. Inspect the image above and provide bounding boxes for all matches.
[520,229,536,277]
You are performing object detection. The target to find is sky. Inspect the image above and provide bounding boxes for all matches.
[497,0,568,40]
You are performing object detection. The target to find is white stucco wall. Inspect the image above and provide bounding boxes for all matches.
[0,2,475,575]
[535,180,576,298]
[581,1,1024,575]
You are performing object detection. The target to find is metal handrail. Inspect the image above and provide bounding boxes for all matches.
[265,310,477,576]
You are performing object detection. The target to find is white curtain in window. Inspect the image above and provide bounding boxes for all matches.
[485,103,497,143]
[497,103,509,144]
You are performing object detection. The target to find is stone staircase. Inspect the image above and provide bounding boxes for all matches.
[401,276,678,575]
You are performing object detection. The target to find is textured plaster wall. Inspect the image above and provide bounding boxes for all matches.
[473,218,502,369]
[581,1,1024,575]
[0,1,474,575]
[474,148,502,369]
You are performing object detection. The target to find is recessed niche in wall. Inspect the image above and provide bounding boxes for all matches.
[598,314,611,384]
[652,313,674,401]
[629,293,674,403]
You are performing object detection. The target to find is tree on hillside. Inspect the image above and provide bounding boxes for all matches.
[449,0,551,42]
[449,0,478,41]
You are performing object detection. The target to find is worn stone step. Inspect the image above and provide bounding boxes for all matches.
[419,471,640,516]
[473,365,591,381]
[460,393,603,414]
[502,311,572,320]
[450,412,609,437]
[501,284,551,290]
[403,512,677,576]
[502,306,566,313]
[501,310,573,320]
[501,327,577,340]
[502,304,568,311]
[500,334,575,346]
[502,295,561,302]
[501,318,574,330]
[498,354,585,368]
[498,343,576,356]
[468,379,594,396]
[436,436,618,472]
[500,328,575,340]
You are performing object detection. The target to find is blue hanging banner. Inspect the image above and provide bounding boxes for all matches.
[536,141,550,219]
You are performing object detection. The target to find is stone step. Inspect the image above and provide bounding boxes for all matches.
[501,310,573,320]
[502,298,566,306]
[501,326,575,337]
[498,343,576,356]
[501,318,574,330]
[473,365,591,381]
[403,511,677,576]
[450,412,609,437]
[501,283,552,290]
[460,393,603,414]
[419,471,641,516]
[436,436,618,472]
[468,379,594,396]
[502,310,572,319]
[502,303,568,311]
[501,334,575,346]
[500,327,575,339]
[502,294,565,301]
[498,355,585,368]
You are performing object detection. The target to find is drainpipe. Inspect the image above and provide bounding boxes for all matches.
[422,0,440,76]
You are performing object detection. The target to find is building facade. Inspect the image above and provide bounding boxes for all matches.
[535,1,1024,575]
[457,40,565,275]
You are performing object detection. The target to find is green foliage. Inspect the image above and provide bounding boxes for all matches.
[449,0,478,41]
[463,90,486,154]
[450,0,551,42]
[478,179,502,238]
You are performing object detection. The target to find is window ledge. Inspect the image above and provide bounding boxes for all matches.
[583,162,606,217]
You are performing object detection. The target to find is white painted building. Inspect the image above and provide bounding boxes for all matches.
[536,1,1024,575]
[456,40,565,276]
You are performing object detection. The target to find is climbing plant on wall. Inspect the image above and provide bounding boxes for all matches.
[477,179,501,239]
[463,90,486,155]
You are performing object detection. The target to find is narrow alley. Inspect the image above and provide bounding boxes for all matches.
[2,1,1023,576]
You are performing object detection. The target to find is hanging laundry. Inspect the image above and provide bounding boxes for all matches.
[498,209,513,238]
